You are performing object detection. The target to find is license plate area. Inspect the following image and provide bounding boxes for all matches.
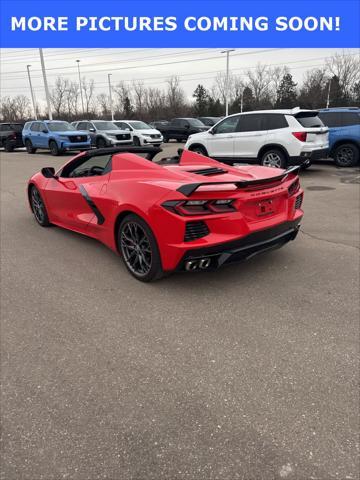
[256,198,275,217]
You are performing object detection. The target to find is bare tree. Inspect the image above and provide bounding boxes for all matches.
[245,64,274,108]
[132,81,146,117]
[326,52,360,99]
[0,95,31,121]
[50,77,70,117]
[113,81,133,117]
[166,76,185,116]
[81,78,95,115]
[96,93,110,118]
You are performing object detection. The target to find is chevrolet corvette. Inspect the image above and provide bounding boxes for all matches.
[28,146,304,282]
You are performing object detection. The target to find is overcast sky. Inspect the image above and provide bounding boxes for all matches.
[1,48,357,107]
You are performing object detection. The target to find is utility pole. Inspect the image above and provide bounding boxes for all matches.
[108,73,114,121]
[221,49,235,117]
[240,89,244,113]
[326,78,332,108]
[76,59,85,115]
[39,48,52,120]
[26,65,37,120]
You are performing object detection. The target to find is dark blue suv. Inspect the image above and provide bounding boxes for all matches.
[318,108,360,167]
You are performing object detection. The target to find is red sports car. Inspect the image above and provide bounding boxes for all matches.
[28,147,304,282]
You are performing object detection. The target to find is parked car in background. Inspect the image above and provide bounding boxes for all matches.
[318,107,360,167]
[197,117,222,127]
[22,120,91,156]
[0,122,24,151]
[113,120,163,146]
[158,118,209,142]
[185,108,329,168]
[149,120,169,130]
[72,120,132,148]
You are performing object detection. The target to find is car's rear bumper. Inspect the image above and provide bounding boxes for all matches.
[176,218,302,271]
[289,148,329,165]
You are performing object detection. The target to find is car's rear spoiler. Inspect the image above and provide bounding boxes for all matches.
[177,165,301,197]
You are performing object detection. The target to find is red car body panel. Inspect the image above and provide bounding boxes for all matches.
[28,148,304,272]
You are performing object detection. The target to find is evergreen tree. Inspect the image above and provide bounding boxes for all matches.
[275,74,298,108]
[242,86,255,111]
[328,76,347,107]
[123,96,134,117]
[193,84,209,116]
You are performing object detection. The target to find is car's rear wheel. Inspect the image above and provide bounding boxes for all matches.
[25,139,36,154]
[260,149,287,169]
[118,214,164,282]
[333,143,359,167]
[190,145,208,156]
[4,140,14,152]
[30,186,51,226]
[96,137,107,149]
[49,140,62,156]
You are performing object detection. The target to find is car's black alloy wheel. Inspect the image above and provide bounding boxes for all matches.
[118,214,163,282]
[334,144,359,167]
[25,139,36,154]
[30,187,51,226]
[96,137,107,149]
[49,140,61,156]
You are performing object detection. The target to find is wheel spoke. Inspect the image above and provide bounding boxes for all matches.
[120,221,153,276]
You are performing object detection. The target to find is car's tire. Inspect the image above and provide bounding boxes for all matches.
[301,161,312,170]
[260,149,287,169]
[96,137,107,149]
[162,135,169,143]
[133,136,141,146]
[117,213,164,282]
[25,139,37,154]
[189,145,208,156]
[333,143,359,167]
[4,140,14,152]
[30,186,51,227]
[49,140,62,156]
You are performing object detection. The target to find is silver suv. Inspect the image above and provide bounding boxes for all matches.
[72,120,132,149]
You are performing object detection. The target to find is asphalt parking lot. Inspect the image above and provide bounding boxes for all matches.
[1,145,359,480]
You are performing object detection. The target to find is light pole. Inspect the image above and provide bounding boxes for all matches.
[39,48,52,120]
[326,78,332,108]
[221,49,235,117]
[76,60,85,115]
[26,65,37,120]
[108,73,114,121]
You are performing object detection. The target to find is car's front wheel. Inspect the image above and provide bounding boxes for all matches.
[260,149,287,169]
[30,186,51,226]
[25,139,37,154]
[49,140,62,156]
[4,140,14,152]
[117,214,164,282]
[333,143,359,167]
[189,145,208,156]
[96,137,107,149]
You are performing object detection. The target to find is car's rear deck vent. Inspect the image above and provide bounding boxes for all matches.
[295,193,303,210]
[184,221,210,242]
[188,167,227,176]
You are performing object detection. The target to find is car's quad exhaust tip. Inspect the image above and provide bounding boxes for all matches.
[185,258,211,271]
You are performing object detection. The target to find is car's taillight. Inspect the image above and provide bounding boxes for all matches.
[292,132,307,142]
[162,199,235,216]
[288,179,300,197]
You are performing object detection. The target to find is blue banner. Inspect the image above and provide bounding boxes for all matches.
[0,0,359,48]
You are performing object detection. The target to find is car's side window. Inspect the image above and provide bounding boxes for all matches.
[61,154,112,178]
[213,116,239,134]
[0,124,10,131]
[77,122,88,130]
[38,122,47,133]
[237,114,263,133]
[30,122,39,132]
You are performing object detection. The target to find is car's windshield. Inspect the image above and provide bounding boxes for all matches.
[128,121,152,130]
[47,122,74,132]
[93,121,118,130]
[188,119,206,127]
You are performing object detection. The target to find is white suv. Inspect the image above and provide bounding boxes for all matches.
[184,108,329,168]
[113,120,163,147]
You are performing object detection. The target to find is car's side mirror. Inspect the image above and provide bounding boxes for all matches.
[89,128,95,132]
[209,128,215,135]
[41,167,57,178]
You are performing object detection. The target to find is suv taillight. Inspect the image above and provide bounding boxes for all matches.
[292,132,307,142]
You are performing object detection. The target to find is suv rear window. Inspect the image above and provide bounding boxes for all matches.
[318,112,360,127]
[295,113,324,128]
[10,124,23,132]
